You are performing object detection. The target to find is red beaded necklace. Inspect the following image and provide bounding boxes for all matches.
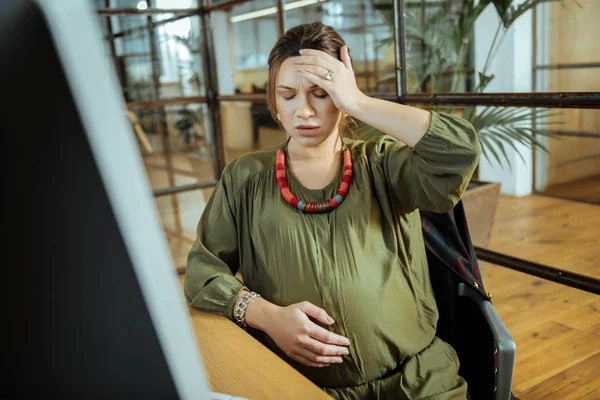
[276,138,353,213]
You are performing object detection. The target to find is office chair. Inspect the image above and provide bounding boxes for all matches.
[421,200,517,400]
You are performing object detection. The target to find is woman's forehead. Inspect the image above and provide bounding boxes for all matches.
[276,59,321,90]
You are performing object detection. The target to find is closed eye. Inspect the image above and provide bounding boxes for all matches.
[281,92,328,101]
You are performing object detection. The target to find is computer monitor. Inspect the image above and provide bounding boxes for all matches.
[1,1,219,398]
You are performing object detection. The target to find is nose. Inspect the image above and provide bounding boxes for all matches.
[295,93,315,120]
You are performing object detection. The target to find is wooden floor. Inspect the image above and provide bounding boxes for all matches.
[540,174,600,204]
[146,148,600,400]
[481,195,600,399]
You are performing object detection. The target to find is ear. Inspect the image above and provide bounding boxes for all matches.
[341,45,353,73]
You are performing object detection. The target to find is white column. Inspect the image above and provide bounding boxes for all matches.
[474,5,535,196]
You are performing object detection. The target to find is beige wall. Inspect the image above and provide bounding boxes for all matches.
[545,0,600,186]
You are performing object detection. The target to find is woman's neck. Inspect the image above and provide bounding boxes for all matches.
[286,132,343,190]
[287,132,342,161]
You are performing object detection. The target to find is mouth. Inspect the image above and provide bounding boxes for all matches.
[295,125,320,137]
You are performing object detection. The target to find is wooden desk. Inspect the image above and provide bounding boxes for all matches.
[185,300,333,399]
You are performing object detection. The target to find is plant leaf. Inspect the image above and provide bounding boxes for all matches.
[490,135,515,170]
[479,135,505,169]
[471,106,563,168]
[486,128,528,163]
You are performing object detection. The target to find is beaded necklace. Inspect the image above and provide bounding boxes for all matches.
[276,138,352,213]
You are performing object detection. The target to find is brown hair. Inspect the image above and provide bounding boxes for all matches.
[267,21,354,137]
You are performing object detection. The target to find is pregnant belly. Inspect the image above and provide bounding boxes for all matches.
[300,279,434,388]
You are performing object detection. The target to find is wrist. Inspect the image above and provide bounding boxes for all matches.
[245,298,280,332]
[347,92,370,119]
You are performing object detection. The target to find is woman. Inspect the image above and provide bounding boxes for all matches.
[184,21,481,400]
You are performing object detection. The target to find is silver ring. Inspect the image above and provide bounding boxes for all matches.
[325,71,333,80]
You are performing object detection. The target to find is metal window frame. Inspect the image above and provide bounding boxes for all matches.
[97,0,600,194]
[97,0,600,290]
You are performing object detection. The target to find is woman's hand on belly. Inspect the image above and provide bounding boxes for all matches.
[264,301,351,368]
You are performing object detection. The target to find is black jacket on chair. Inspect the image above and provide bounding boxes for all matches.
[420,200,517,400]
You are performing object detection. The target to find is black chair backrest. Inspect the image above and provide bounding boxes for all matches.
[427,254,496,399]
[421,201,496,399]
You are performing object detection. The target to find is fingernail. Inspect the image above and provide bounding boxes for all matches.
[343,349,350,355]
[327,316,335,324]
[344,339,350,345]
[337,358,343,363]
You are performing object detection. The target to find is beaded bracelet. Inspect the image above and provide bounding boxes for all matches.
[234,291,261,330]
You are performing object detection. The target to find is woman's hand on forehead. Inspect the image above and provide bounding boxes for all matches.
[291,46,365,116]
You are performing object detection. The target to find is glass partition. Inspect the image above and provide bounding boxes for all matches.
[220,100,286,163]
[286,0,396,95]
[131,103,215,184]
[228,0,278,94]
[534,109,600,204]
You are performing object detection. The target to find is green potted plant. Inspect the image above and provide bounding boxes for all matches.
[357,0,580,246]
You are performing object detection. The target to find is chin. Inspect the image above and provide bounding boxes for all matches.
[291,134,329,147]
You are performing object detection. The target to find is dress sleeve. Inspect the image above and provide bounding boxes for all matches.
[183,164,248,321]
[372,111,482,213]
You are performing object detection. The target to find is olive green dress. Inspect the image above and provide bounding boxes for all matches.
[184,111,482,400]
